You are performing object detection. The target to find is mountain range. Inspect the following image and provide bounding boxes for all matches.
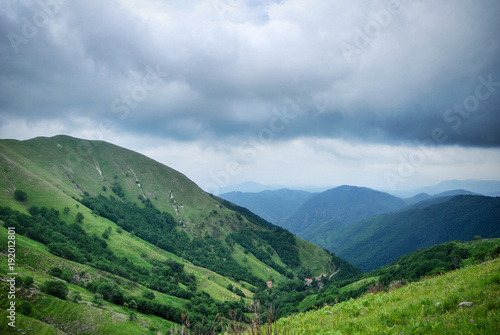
[220,185,500,271]
[0,135,360,333]
[0,135,499,333]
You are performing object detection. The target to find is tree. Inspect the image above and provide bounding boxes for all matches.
[42,280,69,299]
[70,291,82,303]
[92,293,103,307]
[23,276,34,287]
[76,212,84,223]
[19,302,32,316]
[14,190,28,202]
[48,267,63,278]
[97,282,114,301]
[129,299,137,310]
[142,290,155,300]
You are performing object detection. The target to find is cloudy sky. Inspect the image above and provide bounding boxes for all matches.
[1,0,500,193]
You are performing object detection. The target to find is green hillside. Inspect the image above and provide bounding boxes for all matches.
[331,195,500,271]
[264,256,500,334]
[0,135,358,333]
[279,185,407,244]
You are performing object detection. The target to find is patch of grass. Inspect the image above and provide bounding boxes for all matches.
[267,259,500,334]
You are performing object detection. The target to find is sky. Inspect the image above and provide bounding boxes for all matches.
[1,0,500,193]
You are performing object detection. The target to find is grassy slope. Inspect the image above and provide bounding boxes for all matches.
[0,225,180,334]
[0,136,336,287]
[271,258,500,334]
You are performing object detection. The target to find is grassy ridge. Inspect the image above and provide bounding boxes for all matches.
[0,225,179,334]
[269,258,500,334]
[0,135,352,333]
[0,136,337,281]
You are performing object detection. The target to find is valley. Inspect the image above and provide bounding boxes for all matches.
[0,135,499,334]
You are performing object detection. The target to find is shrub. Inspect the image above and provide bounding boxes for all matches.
[42,280,69,299]
[19,302,32,316]
[93,293,103,307]
[142,290,155,300]
[48,267,63,278]
[14,190,28,202]
[23,276,34,287]
[70,291,82,303]
[76,212,84,223]
[491,245,500,259]
[48,267,73,283]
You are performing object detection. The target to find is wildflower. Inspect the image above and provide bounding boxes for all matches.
[470,319,474,322]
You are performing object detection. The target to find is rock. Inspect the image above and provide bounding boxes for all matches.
[459,302,473,307]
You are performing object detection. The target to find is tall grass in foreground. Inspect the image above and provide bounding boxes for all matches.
[237,259,500,334]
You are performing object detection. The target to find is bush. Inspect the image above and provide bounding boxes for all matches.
[48,267,73,283]
[97,282,124,305]
[491,245,500,259]
[42,280,69,299]
[70,291,82,303]
[19,302,32,316]
[48,267,63,278]
[76,212,84,223]
[142,290,155,300]
[23,276,34,287]
[93,293,103,307]
[14,190,28,202]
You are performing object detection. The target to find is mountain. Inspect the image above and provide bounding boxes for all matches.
[404,189,478,205]
[412,179,500,196]
[212,181,284,195]
[279,185,407,243]
[331,195,500,271]
[0,135,360,332]
[219,189,314,224]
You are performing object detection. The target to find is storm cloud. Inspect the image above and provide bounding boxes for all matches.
[1,0,500,190]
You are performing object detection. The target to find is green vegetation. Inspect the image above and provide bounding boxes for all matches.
[14,189,28,202]
[81,195,263,286]
[330,195,500,271]
[280,185,407,239]
[262,257,500,334]
[41,280,69,300]
[1,136,497,334]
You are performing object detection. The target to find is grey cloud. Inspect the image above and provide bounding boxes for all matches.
[1,0,499,147]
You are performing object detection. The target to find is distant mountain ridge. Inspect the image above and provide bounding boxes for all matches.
[404,189,479,205]
[279,185,407,237]
[221,186,500,273]
[219,189,314,224]
[388,179,500,198]
[330,195,500,271]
